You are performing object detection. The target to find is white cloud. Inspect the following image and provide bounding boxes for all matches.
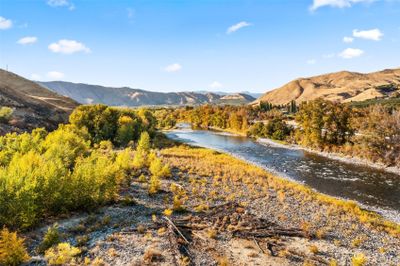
[31,74,41,80]
[47,0,75,10]
[17,36,38,45]
[343,36,354,43]
[310,0,373,11]
[48,39,91,54]
[338,48,364,59]
[47,71,65,80]
[227,21,252,34]
[352,28,383,41]
[164,63,182,73]
[0,16,12,30]
[307,59,317,64]
[210,81,223,89]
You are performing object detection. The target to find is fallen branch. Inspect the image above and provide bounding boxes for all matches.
[163,216,190,244]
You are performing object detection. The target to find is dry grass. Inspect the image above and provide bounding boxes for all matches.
[160,145,400,238]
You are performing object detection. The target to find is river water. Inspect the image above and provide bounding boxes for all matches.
[165,125,400,222]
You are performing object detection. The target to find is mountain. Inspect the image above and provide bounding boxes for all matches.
[192,90,262,99]
[39,81,255,106]
[0,69,78,134]
[219,93,256,104]
[254,68,400,105]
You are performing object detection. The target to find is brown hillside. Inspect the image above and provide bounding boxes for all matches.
[254,68,400,105]
[0,69,79,134]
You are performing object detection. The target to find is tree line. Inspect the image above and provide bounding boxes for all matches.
[156,99,400,167]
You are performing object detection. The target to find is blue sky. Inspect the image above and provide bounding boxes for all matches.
[1,0,399,93]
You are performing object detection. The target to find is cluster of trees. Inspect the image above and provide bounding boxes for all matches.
[295,99,353,147]
[0,125,132,229]
[248,119,292,140]
[352,105,400,166]
[69,104,157,146]
[156,99,399,166]
[158,103,294,140]
[0,104,170,230]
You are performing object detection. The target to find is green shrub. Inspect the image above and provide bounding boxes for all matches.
[0,125,128,229]
[42,124,90,168]
[38,224,61,254]
[69,151,122,209]
[0,228,30,266]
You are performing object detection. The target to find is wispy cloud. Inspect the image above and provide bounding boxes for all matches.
[210,81,223,89]
[353,28,383,41]
[47,71,65,80]
[310,0,374,11]
[338,48,364,58]
[48,39,91,54]
[164,63,182,73]
[307,59,317,64]
[226,21,252,34]
[343,36,354,43]
[17,36,38,45]
[0,16,12,30]
[47,0,75,10]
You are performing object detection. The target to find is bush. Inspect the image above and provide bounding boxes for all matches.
[0,106,13,123]
[0,125,128,229]
[149,157,171,179]
[38,224,61,254]
[148,174,161,195]
[69,151,122,209]
[137,131,151,154]
[45,242,80,265]
[351,253,367,266]
[0,228,30,266]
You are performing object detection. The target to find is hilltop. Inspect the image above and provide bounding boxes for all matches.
[39,81,255,106]
[254,68,400,105]
[0,69,78,134]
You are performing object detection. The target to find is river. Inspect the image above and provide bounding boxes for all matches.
[165,124,400,223]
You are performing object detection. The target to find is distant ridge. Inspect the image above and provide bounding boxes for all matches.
[0,69,78,134]
[39,81,255,106]
[254,68,400,105]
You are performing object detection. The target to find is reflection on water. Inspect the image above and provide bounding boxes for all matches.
[166,125,400,221]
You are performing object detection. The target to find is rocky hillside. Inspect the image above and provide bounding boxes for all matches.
[39,81,255,106]
[0,69,78,134]
[254,68,400,105]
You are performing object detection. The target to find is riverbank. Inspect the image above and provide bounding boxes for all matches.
[257,137,400,176]
[205,126,400,176]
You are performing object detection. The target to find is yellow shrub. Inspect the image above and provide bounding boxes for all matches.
[45,242,80,265]
[351,253,367,266]
[0,228,30,266]
[148,174,161,195]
